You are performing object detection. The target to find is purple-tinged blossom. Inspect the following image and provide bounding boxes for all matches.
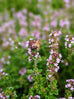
[27,75,33,82]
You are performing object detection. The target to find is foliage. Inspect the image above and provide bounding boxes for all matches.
[0,0,74,99]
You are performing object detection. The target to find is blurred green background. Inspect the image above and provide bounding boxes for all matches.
[0,0,64,14]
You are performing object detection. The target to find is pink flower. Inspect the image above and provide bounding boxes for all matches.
[66,79,70,82]
[50,49,54,54]
[65,85,68,88]
[19,21,28,27]
[48,55,52,61]
[67,84,71,87]
[68,97,73,99]
[65,62,68,66]
[2,41,9,47]
[50,20,57,28]
[65,42,67,48]
[29,95,33,99]
[56,58,60,63]
[19,68,27,75]
[16,11,23,18]
[29,12,33,17]
[28,57,32,62]
[22,41,29,49]
[27,75,33,82]
[54,63,58,66]
[70,87,74,91]
[55,66,59,72]
[55,68,58,72]
[64,0,70,3]
[43,24,49,31]
[31,30,40,39]
[22,9,27,14]
[28,48,31,55]
[38,0,42,2]
[34,95,40,99]
[66,35,68,38]
[68,43,71,48]
[51,39,54,43]
[59,19,70,29]
[31,21,41,28]
[61,60,64,63]
[59,19,65,28]
[59,54,62,58]
[19,28,28,37]
[65,38,69,41]
[35,52,39,58]
[46,62,49,66]
[48,74,52,78]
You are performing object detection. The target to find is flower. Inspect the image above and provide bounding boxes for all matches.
[59,19,70,29]
[56,58,60,63]
[50,20,57,28]
[65,62,68,66]
[34,95,40,99]
[29,95,33,99]
[67,84,71,87]
[27,75,33,82]
[68,43,71,48]
[64,0,70,3]
[68,97,73,99]
[19,68,27,75]
[70,87,74,91]
[22,41,29,49]
[43,24,49,31]
[48,74,52,78]
[19,28,28,37]
[65,79,74,91]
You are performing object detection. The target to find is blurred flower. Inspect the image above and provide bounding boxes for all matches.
[59,19,70,29]
[64,0,70,3]
[29,95,33,99]
[50,20,57,28]
[43,24,49,31]
[19,68,27,75]
[65,79,74,91]
[34,95,40,98]
[19,28,28,37]
[27,75,33,82]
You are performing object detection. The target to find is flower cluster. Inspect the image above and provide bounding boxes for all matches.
[27,75,33,82]
[65,35,74,49]
[47,31,62,78]
[58,97,74,99]
[59,19,70,29]
[64,0,70,8]
[29,95,40,99]
[58,98,66,99]
[19,68,27,76]
[0,92,9,99]
[0,69,8,79]
[0,55,11,65]
[65,79,74,91]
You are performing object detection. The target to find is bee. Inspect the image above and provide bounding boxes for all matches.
[32,40,41,50]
